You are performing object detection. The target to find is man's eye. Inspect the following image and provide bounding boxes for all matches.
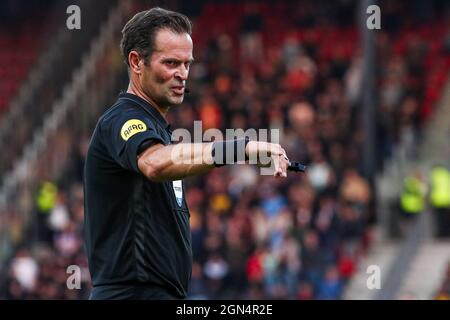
[165,61,176,66]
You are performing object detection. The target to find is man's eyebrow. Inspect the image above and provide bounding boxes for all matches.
[162,57,195,63]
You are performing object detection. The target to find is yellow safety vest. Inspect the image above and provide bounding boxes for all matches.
[400,176,425,214]
[430,167,450,208]
[36,181,57,213]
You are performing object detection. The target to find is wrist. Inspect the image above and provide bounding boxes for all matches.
[212,137,251,167]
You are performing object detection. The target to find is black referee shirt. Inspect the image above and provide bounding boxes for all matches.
[84,93,192,299]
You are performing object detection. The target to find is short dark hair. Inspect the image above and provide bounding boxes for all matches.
[120,7,192,67]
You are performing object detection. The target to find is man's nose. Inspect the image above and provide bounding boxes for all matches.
[175,65,189,81]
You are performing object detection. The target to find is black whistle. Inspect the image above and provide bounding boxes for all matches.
[288,161,307,173]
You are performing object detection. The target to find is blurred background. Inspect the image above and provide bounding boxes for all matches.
[0,0,449,300]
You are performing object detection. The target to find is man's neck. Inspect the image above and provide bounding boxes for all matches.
[127,85,169,118]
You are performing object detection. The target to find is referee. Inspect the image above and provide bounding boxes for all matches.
[84,7,290,300]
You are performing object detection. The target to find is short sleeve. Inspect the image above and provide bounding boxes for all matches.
[101,109,165,173]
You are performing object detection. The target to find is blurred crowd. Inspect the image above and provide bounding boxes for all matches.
[1,1,449,299]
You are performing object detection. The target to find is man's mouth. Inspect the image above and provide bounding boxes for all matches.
[171,86,185,95]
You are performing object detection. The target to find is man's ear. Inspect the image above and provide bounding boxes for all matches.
[128,51,142,75]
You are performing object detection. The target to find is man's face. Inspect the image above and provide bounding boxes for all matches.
[140,28,194,109]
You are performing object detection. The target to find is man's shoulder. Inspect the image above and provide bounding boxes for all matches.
[99,97,146,125]
[95,95,166,145]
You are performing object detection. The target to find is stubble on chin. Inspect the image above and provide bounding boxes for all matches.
[169,93,184,105]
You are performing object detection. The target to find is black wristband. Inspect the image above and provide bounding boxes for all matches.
[212,137,250,167]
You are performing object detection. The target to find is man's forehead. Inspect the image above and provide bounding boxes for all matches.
[153,29,193,57]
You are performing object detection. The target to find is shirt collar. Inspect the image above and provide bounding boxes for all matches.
[118,92,171,131]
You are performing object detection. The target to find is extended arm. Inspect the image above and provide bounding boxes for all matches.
[137,140,289,182]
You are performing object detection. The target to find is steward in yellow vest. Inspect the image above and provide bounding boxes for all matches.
[400,174,426,215]
[430,165,450,237]
[430,166,450,209]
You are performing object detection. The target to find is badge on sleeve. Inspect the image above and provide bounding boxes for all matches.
[173,180,183,207]
[121,119,147,141]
